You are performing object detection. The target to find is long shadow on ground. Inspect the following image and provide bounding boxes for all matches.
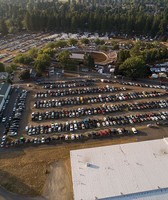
[0,169,47,200]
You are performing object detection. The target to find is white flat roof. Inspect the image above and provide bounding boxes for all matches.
[70,53,84,60]
[70,138,168,200]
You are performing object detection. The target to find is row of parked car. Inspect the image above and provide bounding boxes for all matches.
[1,126,138,148]
[34,86,127,98]
[101,79,167,90]
[37,78,167,90]
[31,99,168,121]
[127,99,168,110]
[41,80,95,89]
[31,104,123,121]
[26,111,168,135]
[37,79,94,84]
[0,98,10,122]
[33,91,165,108]
[121,81,167,89]
[2,90,28,137]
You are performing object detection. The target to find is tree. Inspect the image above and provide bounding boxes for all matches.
[34,53,51,74]
[0,19,8,36]
[55,40,68,48]
[5,66,13,73]
[28,48,38,59]
[24,12,32,30]
[40,47,55,57]
[99,45,108,51]
[130,43,141,57]
[6,78,13,84]
[110,41,119,50]
[69,38,78,46]
[117,50,130,63]
[5,63,18,73]
[119,56,151,79]
[84,53,95,68]
[19,70,30,80]
[14,54,33,65]
[81,38,90,45]
[141,47,168,63]
[94,38,105,45]
[10,63,18,71]
[45,42,56,49]
[0,63,5,72]
[58,50,72,67]
[1,1,168,37]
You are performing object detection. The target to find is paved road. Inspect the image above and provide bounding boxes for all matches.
[0,187,46,200]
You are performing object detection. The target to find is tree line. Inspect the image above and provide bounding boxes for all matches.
[0,0,168,37]
[116,41,168,79]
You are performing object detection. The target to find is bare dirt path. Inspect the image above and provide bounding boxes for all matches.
[43,159,73,200]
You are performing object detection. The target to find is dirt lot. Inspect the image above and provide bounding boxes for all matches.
[0,137,136,199]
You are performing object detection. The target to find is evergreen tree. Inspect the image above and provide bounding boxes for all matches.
[0,19,8,35]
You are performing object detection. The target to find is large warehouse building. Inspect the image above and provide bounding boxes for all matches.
[71,138,168,200]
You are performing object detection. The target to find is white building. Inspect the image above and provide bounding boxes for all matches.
[0,83,11,111]
[0,96,5,112]
[71,138,168,200]
[0,72,9,80]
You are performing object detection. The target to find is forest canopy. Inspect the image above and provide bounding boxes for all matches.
[0,0,168,37]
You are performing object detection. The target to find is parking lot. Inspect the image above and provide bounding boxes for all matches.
[0,32,113,64]
[0,32,50,63]
[0,78,167,148]
[0,87,28,146]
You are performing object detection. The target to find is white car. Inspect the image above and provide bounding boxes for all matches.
[70,124,74,132]
[65,135,69,140]
[117,128,123,135]
[25,126,29,131]
[2,135,6,141]
[71,134,75,140]
[9,132,17,136]
[41,137,45,144]
[132,127,137,134]
[2,117,6,123]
